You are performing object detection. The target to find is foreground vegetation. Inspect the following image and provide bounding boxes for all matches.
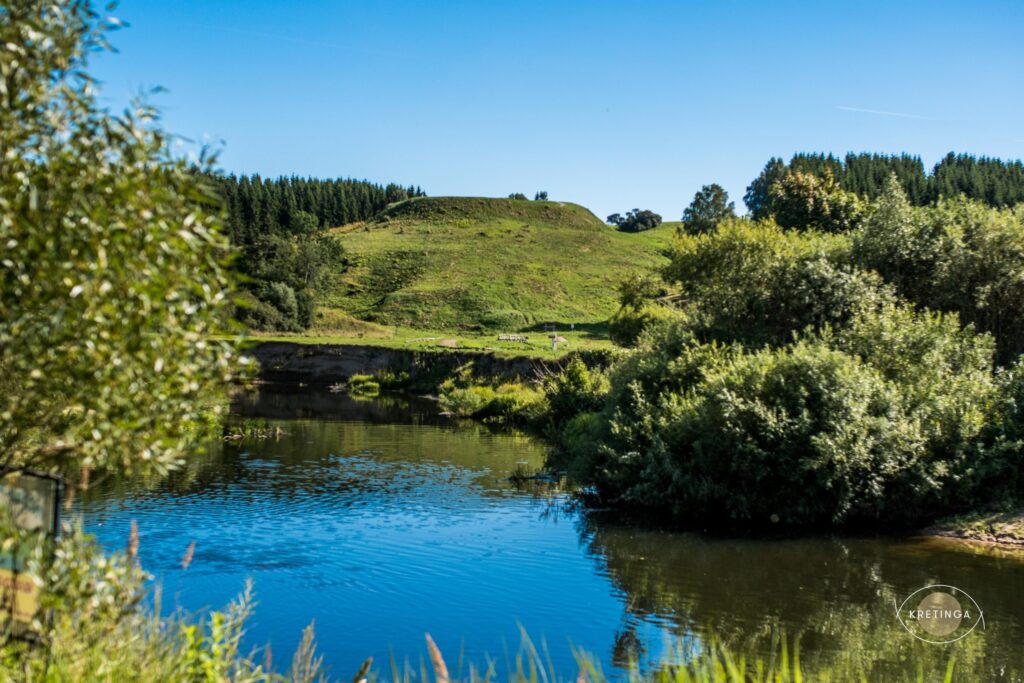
[0,2,310,677]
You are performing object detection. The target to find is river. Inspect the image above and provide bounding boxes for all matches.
[78,385,1024,680]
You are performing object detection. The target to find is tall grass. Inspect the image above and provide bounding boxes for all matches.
[4,588,962,682]
[381,629,958,683]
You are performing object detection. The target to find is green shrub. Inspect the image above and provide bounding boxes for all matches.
[265,281,300,324]
[663,220,891,348]
[608,303,682,347]
[544,357,608,428]
[236,281,313,332]
[831,304,997,453]
[236,290,292,331]
[374,368,412,389]
[556,411,606,479]
[592,333,927,526]
[852,179,1024,364]
[851,175,950,305]
[767,168,864,232]
[978,359,1024,501]
[485,383,546,422]
[347,374,381,396]
[569,314,1006,528]
[440,385,498,417]
[439,382,545,423]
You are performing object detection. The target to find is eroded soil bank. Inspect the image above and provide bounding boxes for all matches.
[246,340,613,386]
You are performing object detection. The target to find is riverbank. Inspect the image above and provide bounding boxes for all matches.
[245,339,616,386]
[925,509,1024,549]
[246,341,1024,547]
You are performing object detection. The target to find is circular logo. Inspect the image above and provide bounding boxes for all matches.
[896,585,984,644]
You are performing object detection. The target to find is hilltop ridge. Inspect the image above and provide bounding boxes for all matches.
[371,196,606,230]
[319,196,673,331]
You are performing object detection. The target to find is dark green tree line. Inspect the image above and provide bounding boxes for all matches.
[211,174,425,331]
[745,152,1024,216]
[213,174,423,242]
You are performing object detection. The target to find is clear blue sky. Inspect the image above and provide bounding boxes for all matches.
[93,0,1024,220]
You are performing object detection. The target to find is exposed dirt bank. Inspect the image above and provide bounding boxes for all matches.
[246,341,612,386]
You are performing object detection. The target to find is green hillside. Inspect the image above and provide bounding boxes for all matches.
[319,196,674,332]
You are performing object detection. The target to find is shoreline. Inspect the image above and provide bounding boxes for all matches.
[243,339,614,386]
[921,510,1024,550]
[245,343,1024,550]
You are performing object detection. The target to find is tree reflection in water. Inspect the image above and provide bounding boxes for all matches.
[576,510,1024,679]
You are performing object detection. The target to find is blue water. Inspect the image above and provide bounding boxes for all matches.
[78,386,1024,680]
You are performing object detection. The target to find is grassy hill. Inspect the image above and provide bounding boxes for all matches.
[316,196,674,333]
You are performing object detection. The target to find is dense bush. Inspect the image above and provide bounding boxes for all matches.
[234,227,344,332]
[608,273,678,347]
[439,380,545,423]
[440,385,499,417]
[542,357,608,428]
[550,294,1010,527]
[592,327,909,525]
[830,304,999,496]
[980,360,1024,500]
[767,169,864,233]
[570,320,996,526]
[853,179,1024,364]
[663,220,891,347]
[608,303,681,347]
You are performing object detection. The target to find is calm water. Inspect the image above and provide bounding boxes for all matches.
[79,386,1024,680]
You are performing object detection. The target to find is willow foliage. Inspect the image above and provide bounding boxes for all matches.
[0,0,243,478]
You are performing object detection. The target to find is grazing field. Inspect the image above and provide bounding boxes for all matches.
[249,323,617,359]
[315,196,674,334]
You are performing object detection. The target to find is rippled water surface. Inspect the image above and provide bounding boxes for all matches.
[80,386,1024,679]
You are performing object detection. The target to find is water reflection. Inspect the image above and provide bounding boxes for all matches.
[77,386,1024,680]
[580,513,1024,679]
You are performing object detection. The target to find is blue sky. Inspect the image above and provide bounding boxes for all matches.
[93,0,1024,220]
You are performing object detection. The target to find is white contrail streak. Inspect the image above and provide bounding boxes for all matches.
[835,105,932,120]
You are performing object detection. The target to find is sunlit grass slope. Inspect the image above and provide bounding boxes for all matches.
[320,196,674,332]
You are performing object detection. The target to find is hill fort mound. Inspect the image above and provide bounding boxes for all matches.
[372,196,606,230]
[323,196,672,331]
